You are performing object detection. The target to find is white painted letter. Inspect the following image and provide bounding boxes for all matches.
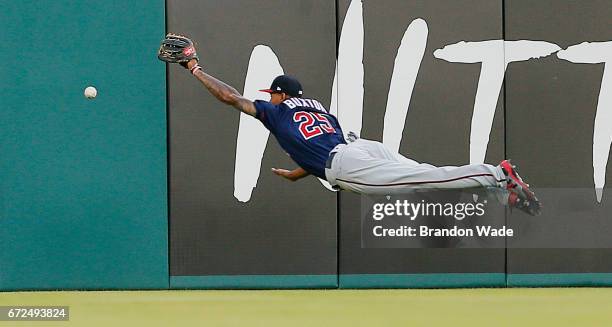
[330,0,364,139]
[434,40,560,163]
[558,41,612,202]
[382,18,428,153]
[234,45,284,202]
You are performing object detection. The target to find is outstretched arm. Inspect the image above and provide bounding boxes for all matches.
[186,60,256,116]
[271,167,310,182]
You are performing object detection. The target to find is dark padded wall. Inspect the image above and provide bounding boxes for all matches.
[167,0,337,287]
[338,0,506,287]
[4,0,610,291]
[505,0,612,284]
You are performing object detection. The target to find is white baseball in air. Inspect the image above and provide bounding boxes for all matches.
[84,86,97,99]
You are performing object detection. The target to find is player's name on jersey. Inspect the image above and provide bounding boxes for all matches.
[283,98,327,111]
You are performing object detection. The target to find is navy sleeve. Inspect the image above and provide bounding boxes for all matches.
[253,100,281,131]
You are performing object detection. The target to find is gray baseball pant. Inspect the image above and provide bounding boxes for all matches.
[324,138,506,195]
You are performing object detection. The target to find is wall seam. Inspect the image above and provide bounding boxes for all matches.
[335,0,341,289]
[502,0,509,288]
[164,0,172,290]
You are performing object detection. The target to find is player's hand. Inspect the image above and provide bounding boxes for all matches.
[271,168,298,182]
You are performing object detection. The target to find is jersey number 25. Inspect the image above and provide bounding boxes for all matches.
[293,112,336,140]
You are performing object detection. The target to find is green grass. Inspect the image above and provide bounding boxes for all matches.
[1,289,611,326]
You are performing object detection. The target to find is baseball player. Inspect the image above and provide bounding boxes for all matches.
[158,34,541,216]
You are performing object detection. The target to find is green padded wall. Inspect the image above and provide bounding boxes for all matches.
[0,1,168,290]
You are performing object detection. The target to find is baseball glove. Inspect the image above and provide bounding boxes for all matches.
[157,33,199,66]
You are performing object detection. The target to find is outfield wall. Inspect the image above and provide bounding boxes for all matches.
[503,0,612,287]
[0,1,168,290]
[2,0,612,290]
[166,0,339,289]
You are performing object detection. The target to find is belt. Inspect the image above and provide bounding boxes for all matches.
[325,151,337,169]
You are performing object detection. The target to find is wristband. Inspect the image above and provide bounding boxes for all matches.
[190,65,202,75]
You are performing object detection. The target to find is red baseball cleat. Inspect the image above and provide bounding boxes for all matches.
[507,192,542,216]
[500,160,542,216]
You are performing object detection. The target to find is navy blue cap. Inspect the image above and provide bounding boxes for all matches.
[259,75,303,98]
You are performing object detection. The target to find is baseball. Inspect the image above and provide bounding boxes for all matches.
[84,86,97,99]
